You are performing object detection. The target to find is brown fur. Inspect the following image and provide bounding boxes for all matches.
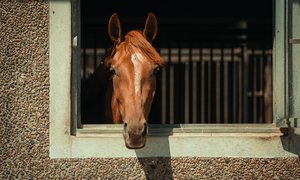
[91,13,162,149]
[106,30,164,67]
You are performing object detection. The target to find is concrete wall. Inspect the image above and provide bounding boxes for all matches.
[1,0,300,179]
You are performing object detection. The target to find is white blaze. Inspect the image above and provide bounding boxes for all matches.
[131,53,144,94]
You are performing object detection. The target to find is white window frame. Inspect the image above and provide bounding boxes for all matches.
[49,0,296,158]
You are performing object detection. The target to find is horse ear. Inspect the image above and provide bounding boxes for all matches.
[143,13,158,42]
[108,13,122,43]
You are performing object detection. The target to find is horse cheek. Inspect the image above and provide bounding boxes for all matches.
[111,95,122,124]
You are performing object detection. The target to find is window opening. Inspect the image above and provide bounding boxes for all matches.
[79,0,273,125]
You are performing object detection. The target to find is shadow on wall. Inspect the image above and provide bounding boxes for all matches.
[135,128,173,179]
[280,120,300,157]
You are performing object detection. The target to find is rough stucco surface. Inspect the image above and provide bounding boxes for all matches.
[0,0,300,179]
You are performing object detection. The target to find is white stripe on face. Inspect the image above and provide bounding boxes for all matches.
[131,53,144,94]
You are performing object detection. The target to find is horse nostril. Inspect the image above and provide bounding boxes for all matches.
[123,123,129,135]
[143,123,148,136]
[124,123,128,131]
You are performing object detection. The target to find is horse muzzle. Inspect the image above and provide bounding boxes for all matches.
[123,122,148,149]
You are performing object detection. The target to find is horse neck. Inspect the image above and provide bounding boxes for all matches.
[85,62,110,94]
[81,62,113,123]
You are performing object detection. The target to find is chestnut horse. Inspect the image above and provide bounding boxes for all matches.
[82,13,164,149]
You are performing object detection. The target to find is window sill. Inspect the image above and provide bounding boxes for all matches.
[50,123,292,158]
[77,123,282,137]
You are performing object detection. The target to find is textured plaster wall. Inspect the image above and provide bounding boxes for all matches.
[0,0,300,179]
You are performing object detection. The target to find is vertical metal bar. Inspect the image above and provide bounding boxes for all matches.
[264,54,273,123]
[238,46,243,123]
[184,48,190,123]
[200,47,205,123]
[192,48,197,123]
[259,49,265,123]
[208,46,212,123]
[71,0,81,135]
[189,45,194,123]
[243,44,249,123]
[170,66,175,125]
[252,48,257,123]
[232,45,237,123]
[161,49,167,124]
[156,45,163,124]
[216,49,221,123]
[169,46,174,124]
[166,44,171,124]
[178,43,183,123]
[223,46,228,123]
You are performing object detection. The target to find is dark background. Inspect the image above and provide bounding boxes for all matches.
[81,0,272,19]
[80,0,273,124]
[81,0,273,48]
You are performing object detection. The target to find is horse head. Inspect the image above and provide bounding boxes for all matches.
[105,13,163,149]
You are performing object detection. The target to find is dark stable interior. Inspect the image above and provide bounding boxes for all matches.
[80,0,272,124]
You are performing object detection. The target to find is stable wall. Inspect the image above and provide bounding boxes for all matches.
[0,0,300,179]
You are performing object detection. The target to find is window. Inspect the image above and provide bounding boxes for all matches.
[49,0,295,158]
[79,1,273,125]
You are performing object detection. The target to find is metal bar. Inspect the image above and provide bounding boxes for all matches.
[170,65,175,125]
[264,54,273,123]
[169,46,174,125]
[259,49,265,123]
[178,43,183,123]
[192,49,197,123]
[238,46,243,123]
[243,44,249,123]
[252,48,257,123]
[184,48,190,123]
[223,46,228,123]
[71,0,81,135]
[232,45,237,123]
[208,47,212,123]
[200,47,205,123]
[189,45,194,123]
[216,51,221,123]
[166,43,171,124]
[161,54,167,125]
[156,45,163,124]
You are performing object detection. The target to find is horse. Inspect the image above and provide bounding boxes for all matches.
[81,13,164,149]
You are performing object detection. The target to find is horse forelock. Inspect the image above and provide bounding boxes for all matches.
[125,31,163,66]
[105,30,163,67]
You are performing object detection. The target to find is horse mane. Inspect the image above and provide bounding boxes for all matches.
[105,30,164,66]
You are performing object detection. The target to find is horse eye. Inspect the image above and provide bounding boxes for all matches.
[109,67,116,75]
[153,66,160,75]
[151,66,160,77]
[156,66,161,72]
